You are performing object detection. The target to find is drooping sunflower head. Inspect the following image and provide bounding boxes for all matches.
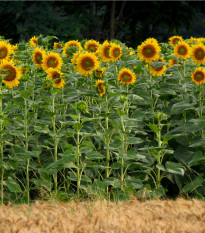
[0,60,21,88]
[94,67,105,78]
[84,40,100,53]
[63,40,82,58]
[191,43,205,65]
[191,67,205,85]
[76,52,100,77]
[29,36,38,47]
[0,40,13,61]
[109,43,122,62]
[117,68,136,85]
[46,68,65,88]
[42,52,63,71]
[168,36,183,46]
[95,80,106,96]
[98,40,112,62]
[32,47,46,69]
[150,57,166,76]
[174,41,191,60]
[53,42,63,50]
[137,39,161,64]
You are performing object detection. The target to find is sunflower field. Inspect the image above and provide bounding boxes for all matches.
[0,35,205,204]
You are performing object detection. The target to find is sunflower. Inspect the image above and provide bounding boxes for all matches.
[19,67,28,78]
[76,52,100,77]
[95,80,106,96]
[32,47,46,69]
[145,38,159,44]
[29,36,38,47]
[191,43,205,65]
[0,40,13,61]
[42,52,63,71]
[46,68,65,88]
[53,42,63,50]
[191,67,205,85]
[187,37,200,45]
[12,44,18,52]
[174,41,191,60]
[109,43,122,62]
[168,36,183,46]
[168,58,179,67]
[98,40,112,62]
[118,68,136,85]
[137,39,161,63]
[43,81,51,89]
[150,58,166,76]
[0,60,21,88]
[63,40,82,58]
[84,40,100,53]
[94,67,105,78]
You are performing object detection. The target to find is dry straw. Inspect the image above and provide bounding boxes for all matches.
[0,198,204,233]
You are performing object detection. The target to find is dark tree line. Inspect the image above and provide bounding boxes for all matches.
[0,1,204,47]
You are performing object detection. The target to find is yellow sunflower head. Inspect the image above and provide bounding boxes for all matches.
[0,60,21,88]
[76,52,100,77]
[63,40,82,58]
[42,52,63,71]
[32,47,46,69]
[117,68,136,85]
[46,68,65,88]
[0,40,13,61]
[109,43,122,62]
[29,36,38,47]
[95,80,106,96]
[43,80,51,89]
[84,40,100,53]
[174,41,191,60]
[137,39,161,64]
[94,67,105,78]
[191,67,205,85]
[168,58,179,67]
[53,42,63,50]
[187,36,200,45]
[168,36,183,46]
[98,40,112,62]
[191,43,205,65]
[12,44,18,52]
[150,57,166,76]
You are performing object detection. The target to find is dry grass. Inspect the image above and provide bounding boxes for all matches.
[0,198,204,233]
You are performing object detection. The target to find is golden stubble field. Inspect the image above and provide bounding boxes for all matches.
[0,198,204,233]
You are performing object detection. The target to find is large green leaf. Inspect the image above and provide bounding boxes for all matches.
[165,161,185,176]
[5,177,22,193]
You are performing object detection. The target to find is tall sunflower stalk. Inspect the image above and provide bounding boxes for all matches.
[51,90,58,195]
[0,85,4,203]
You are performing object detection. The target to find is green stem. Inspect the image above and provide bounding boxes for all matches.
[76,112,81,199]
[0,96,4,204]
[24,97,30,204]
[52,92,58,195]
[120,115,125,190]
[156,119,162,189]
[199,85,203,135]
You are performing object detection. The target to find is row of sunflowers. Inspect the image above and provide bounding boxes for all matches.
[1,35,205,89]
[0,34,204,204]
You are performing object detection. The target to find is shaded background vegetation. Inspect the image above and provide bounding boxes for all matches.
[1,0,205,47]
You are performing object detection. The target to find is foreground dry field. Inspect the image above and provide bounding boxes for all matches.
[0,198,204,233]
